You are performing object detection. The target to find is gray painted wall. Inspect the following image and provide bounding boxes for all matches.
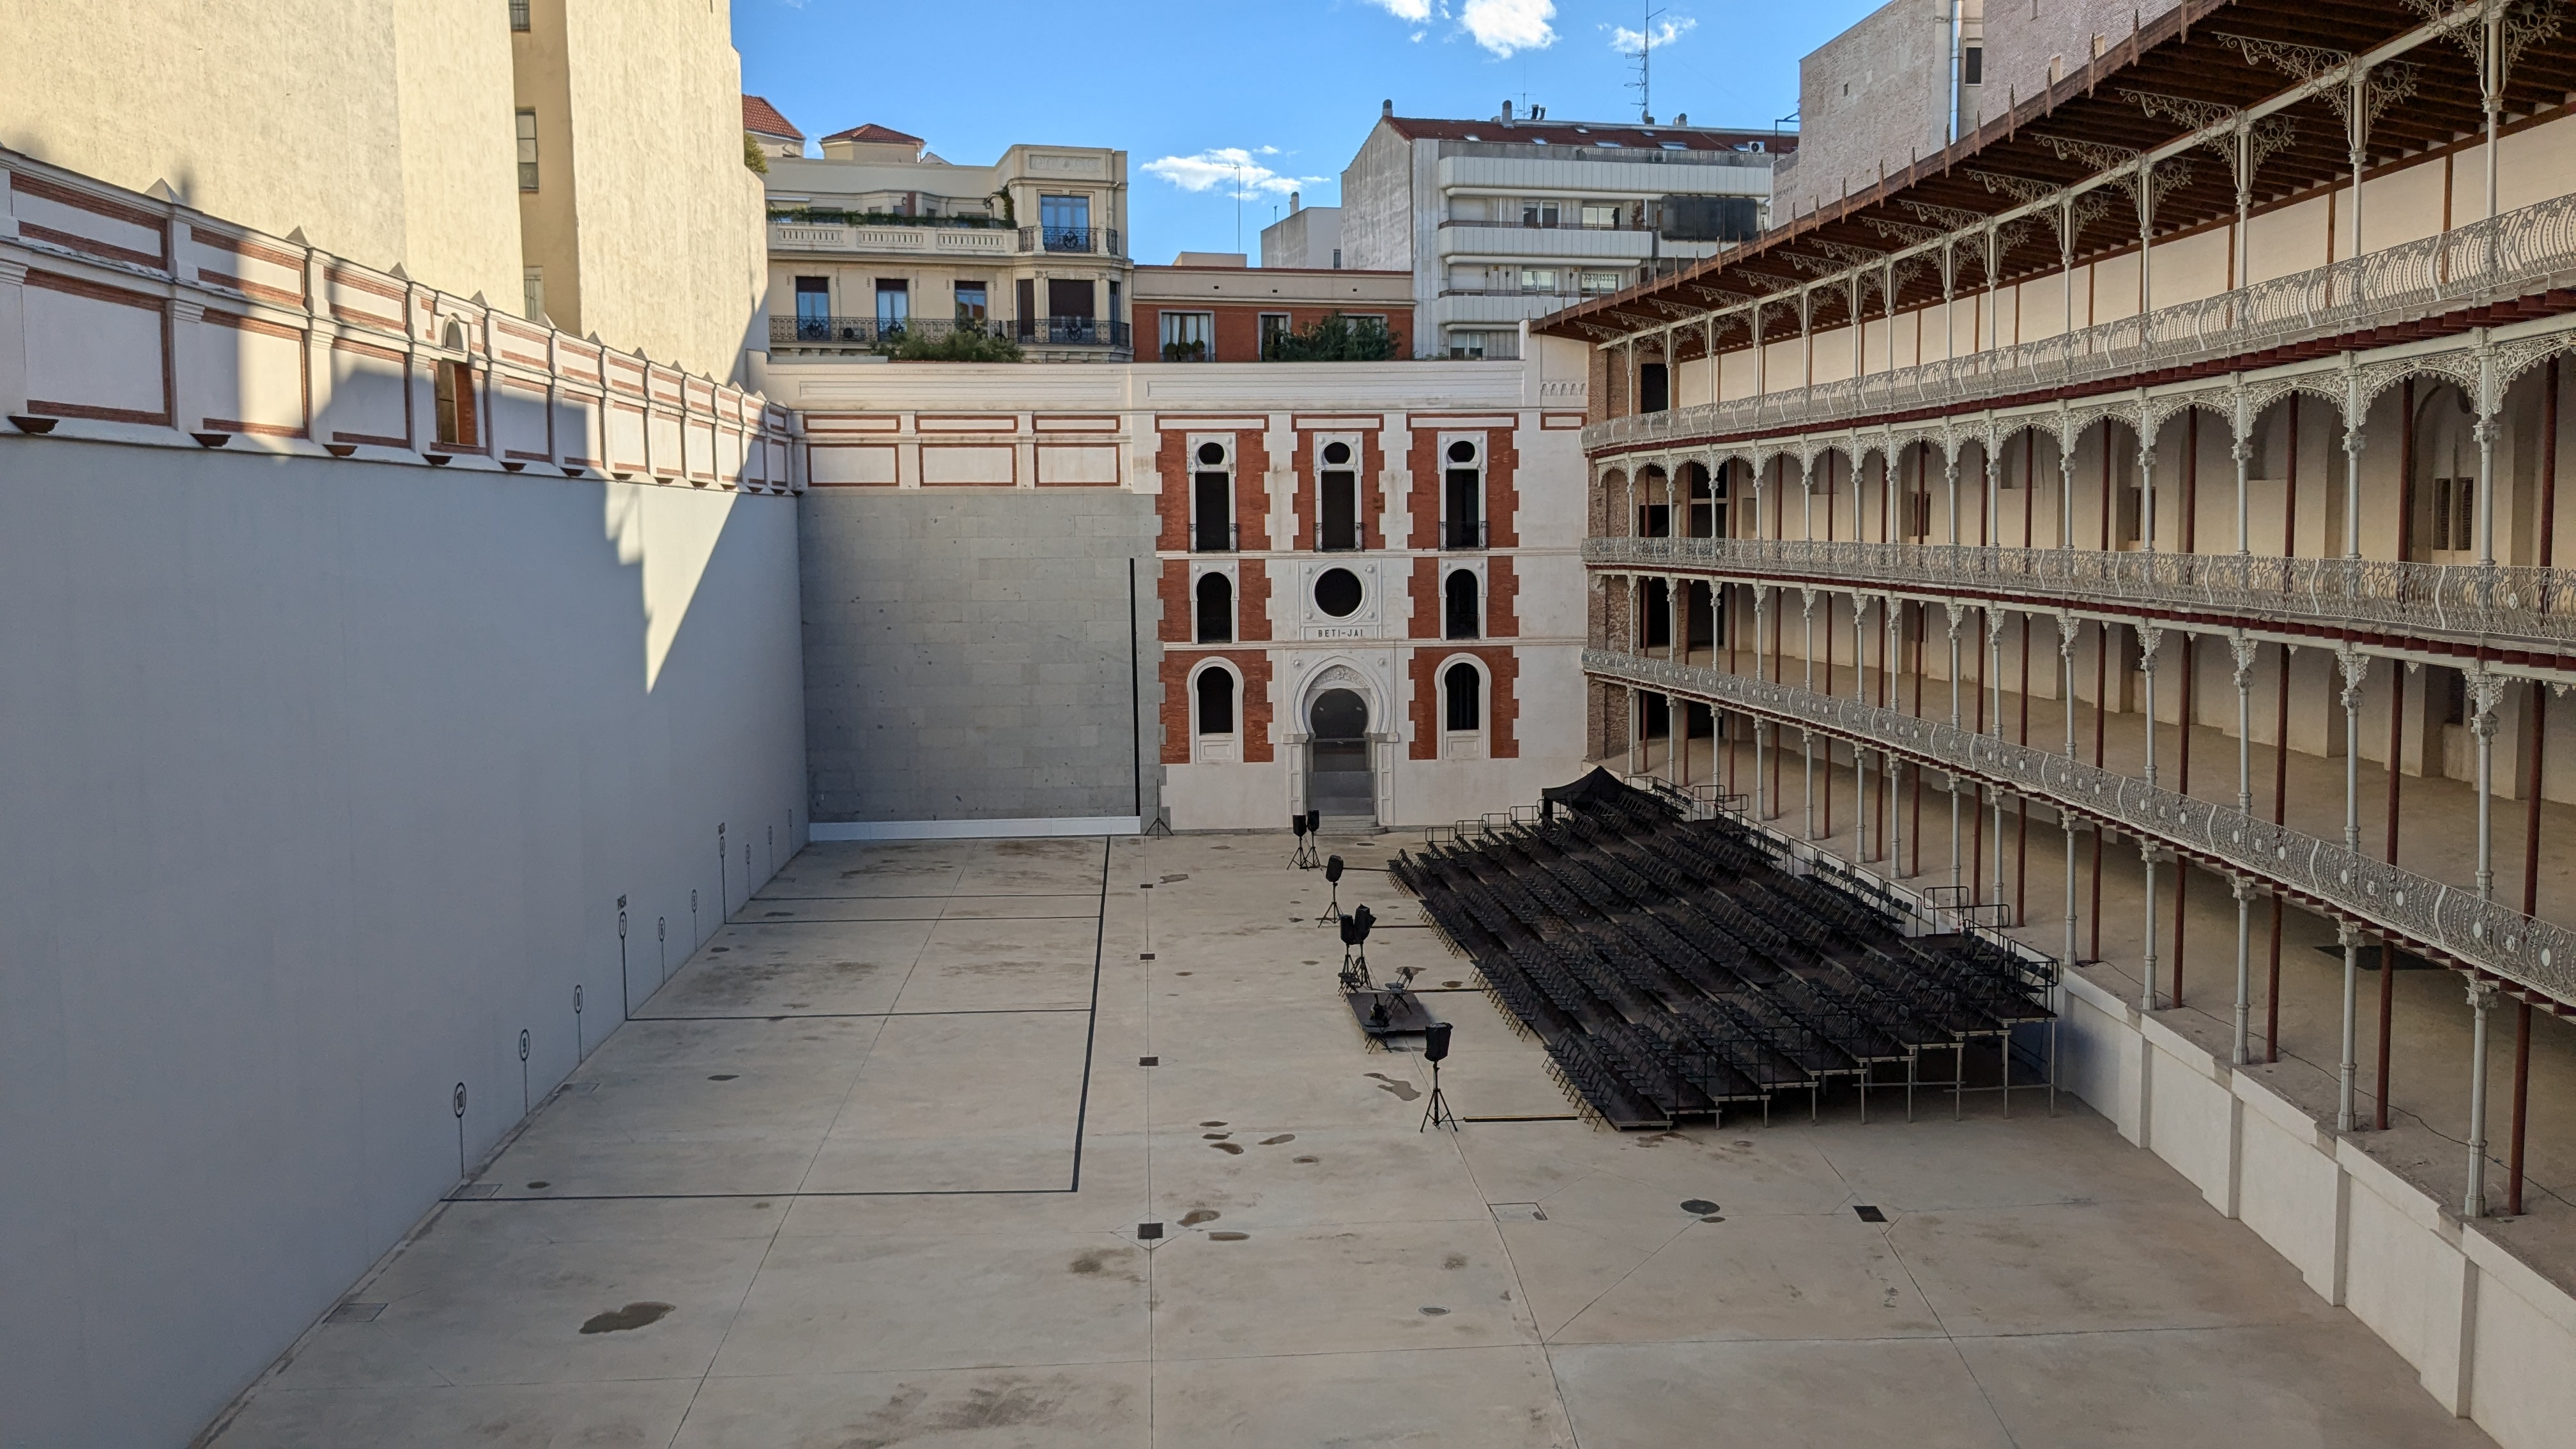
[801,487,1161,824]
[0,439,806,1447]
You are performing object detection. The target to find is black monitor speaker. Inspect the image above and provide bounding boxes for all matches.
[1423,1021,1452,1062]
[1292,814,1309,838]
[1324,854,1344,883]
[1305,809,1321,834]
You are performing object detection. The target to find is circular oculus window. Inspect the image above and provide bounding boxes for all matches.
[1322,440,1353,466]
[1196,441,1225,466]
[1314,568,1363,618]
[1447,440,1476,464]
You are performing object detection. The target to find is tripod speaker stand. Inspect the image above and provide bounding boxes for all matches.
[1317,855,1344,924]
[1420,1021,1459,1131]
[1289,813,1319,870]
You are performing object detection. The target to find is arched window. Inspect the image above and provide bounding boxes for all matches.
[1195,572,1234,643]
[1195,666,1236,735]
[1443,662,1482,732]
[1444,570,1480,640]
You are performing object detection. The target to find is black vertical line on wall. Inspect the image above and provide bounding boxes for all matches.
[1130,556,1144,819]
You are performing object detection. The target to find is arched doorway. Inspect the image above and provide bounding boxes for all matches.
[1307,686,1374,822]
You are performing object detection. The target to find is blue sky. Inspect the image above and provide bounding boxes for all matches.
[734,1,1880,261]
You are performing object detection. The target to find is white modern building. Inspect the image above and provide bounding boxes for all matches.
[1338,102,1789,361]
[1259,190,1343,270]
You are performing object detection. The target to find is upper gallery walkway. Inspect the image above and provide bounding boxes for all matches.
[1540,1,2576,458]
[1589,534,2576,661]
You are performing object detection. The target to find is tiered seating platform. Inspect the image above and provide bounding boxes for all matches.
[1390,772,2058,1130]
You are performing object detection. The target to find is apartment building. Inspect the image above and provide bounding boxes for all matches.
[1541,3,2576,1440]
[2,0,766,384]
[1259,190,1344,268]
[757,105,1133,362]
[1772,0,1986,220]
[1131,255,1413,362]
[1339,102,1788,361]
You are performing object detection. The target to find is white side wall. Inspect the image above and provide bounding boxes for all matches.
[2060,973,2576,1449]
[0,439,806,1447]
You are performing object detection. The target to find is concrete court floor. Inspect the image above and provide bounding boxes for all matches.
[206,834,2499,1448]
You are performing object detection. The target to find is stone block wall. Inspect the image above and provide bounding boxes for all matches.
[799,487,1162,824]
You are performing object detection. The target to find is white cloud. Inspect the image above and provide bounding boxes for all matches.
[1608,15,1694,53]
[1144,148,1325,200]
[1365,0,1433,19]
[1460,0,1554,56]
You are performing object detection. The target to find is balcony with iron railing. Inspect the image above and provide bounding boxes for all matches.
[764,217,1122,259]
[770,316,1128,350]
[1584,191,2576,454]
[1441,519,1489,551]
[1021,225,1123,257]
[1583,535,2576,655]
[1581,645,2576,1012]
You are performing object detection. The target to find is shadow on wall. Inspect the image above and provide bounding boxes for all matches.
[0,440,804,1448]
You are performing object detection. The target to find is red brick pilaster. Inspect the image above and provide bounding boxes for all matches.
[1487,556,1520,637]
[1236,428,1271,551]
[1407,556,1440,639]
[1158,559,1190,643]
[1486,427,1521,548]
[1238,559,1273,641]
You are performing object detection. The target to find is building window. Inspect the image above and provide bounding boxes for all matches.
[1331,247,1342,269]
[1519,200,1560,227]
[509,0,530,29]
[794,277,831,339]
[1192,440,1234,552]
[434,360,478,448]
[1195,666,1236,735]
[1443,439,1483,549]
[1639,364,1669,413]
[1162,310,1213,362]
[1444,662,1482,732]
[1446,329,1516,361]
[1519,267,1559,294]
[516,109,539,190]
[1259,313,1292,357]
[875,279,908,331]
[1195,572,1234,643]
[954,281,988,323]
[521,266,544,323]
[1319,440,1360,551]
[1039,194,1091,250]
[1580,203,1619,229]
[1580,270,1622,295]
[1963,45,1984,85]
[1445,570,1480,640]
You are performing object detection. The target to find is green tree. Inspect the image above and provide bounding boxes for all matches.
[742,134,769,175]
[1263,312,1400,362]
[875,325,1024,363]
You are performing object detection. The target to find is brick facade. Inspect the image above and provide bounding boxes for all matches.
[1407,645,1520,761]
[1407,556,1439,640]
[1154,425,1271,551]
[1238,558,1273,640]
[1404,424,1518,549]
[1160,649,1274,764]
[1289,425,1388,552]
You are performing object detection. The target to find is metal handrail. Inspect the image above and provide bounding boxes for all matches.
[770,316,1008,346]
[1021,225,1123,256]
[1582,646,2576,1010]
[1583,535,2576,652]
[1586,190,2576,453]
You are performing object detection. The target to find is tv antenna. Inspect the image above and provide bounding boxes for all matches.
[1623,6,1666,124]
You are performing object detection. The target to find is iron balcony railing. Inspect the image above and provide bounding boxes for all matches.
[1583,535,2576,653]
[1192,522,1239,554]
[1441,519,1489,551]
[1022,225,1123,256]
[1017,316,1130,348]
[1581,647,2576,1011]
[771,316,1010,346]
[1586,190,2576,454]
